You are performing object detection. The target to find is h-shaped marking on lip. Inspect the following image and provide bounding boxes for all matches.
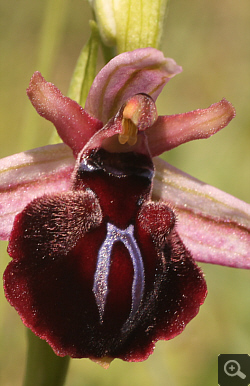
[93,223,145,323]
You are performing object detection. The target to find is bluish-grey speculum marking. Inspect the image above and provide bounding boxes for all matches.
[93,223,145,323]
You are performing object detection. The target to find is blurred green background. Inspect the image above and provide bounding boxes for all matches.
[0,0,249,385]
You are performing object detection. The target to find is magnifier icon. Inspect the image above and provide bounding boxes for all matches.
[224,360,246,379]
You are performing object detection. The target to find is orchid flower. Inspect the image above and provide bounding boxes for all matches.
[1,48,249,366]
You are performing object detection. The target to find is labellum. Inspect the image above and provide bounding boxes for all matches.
[4,94,207,363]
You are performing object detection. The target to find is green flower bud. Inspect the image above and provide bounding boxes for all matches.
[89,0,168,53]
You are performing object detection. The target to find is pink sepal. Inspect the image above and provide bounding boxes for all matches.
[85,48,182,123]
[0,144,74,240]
[147,99,236,156]
[153,158,250,269]
[27,72,103,156]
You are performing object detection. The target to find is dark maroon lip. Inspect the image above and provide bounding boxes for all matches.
[4,146,206,361]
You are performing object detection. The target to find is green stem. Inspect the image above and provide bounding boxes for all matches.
[101,43,117,64]
[20,0,70,150]
[67,20,100,107]
[23,329,70,386]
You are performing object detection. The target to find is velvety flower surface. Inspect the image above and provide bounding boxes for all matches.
[1,48,249,364]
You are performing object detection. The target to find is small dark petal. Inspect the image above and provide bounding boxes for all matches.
[7,190,102,260]
[138,201,176,247]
